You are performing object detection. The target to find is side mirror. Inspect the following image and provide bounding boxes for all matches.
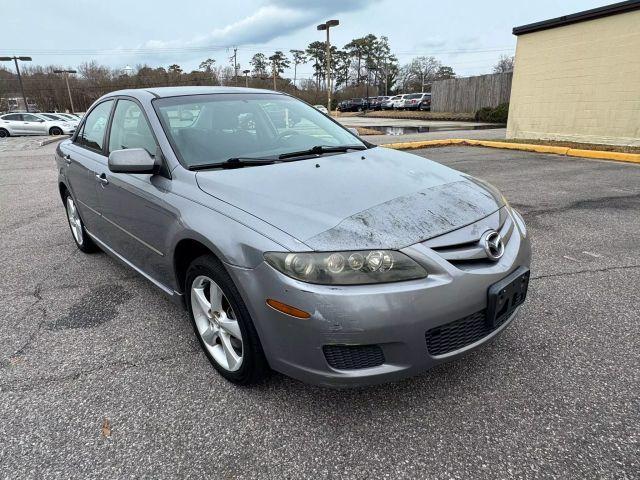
[108,148,159,174]
[348,127,360,137]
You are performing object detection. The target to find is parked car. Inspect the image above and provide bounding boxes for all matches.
[41,112,80,126]
[337,98,365,112]
[402,93,432,111]
[56,86,531,387]
[391,94,408,109]
[336,100,349,112]
[313,104,329,115]
[56,112,84,122]
[374,96,390,110]
[0,112,76,137]
[381,95,400,110]
[363,97,375,110]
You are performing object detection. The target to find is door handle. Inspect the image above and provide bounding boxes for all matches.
[96,173,109,185]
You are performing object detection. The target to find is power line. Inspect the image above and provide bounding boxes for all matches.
[2,44,515,57]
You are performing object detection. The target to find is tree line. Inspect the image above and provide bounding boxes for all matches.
[0,34,514,112]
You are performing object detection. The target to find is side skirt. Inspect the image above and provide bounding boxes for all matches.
[85,229,184,306]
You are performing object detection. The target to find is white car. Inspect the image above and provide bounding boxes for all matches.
[0,112,76,138]
[57,112,83,122]
[391,94,408,109]
[41,112,80,127]
[313,104,329,115]
[381,95,400,110]
[400,93,432,110]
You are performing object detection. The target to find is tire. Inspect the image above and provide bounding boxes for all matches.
[0,128,9,138]
[64,191,99,253]
[50,127,63,136]
[186,254,269,385]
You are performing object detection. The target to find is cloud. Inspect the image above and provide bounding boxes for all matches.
[416,37,447,50]
[138,0,378,55]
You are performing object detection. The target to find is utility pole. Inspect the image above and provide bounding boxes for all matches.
[229,47,238,86]
[0,56,32,112]
[317,20,339,113]
[54,69,77,113]
[243,69,250,88]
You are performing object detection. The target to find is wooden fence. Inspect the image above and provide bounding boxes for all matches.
[431,72,513,113]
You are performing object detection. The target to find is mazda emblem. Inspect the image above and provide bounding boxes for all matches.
[482,230,505,261]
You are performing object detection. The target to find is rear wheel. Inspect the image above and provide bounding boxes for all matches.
[50,127,63,136]
[186,254,269,385]
[0,128,9,138]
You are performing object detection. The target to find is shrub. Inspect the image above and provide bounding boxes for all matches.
[475,103,509,123]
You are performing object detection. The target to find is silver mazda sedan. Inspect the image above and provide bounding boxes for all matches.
[56,87,531,387]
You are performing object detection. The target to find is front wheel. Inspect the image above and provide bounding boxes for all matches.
[50,127,63,136]
[186,254,269,385]
[64,192,99,253]
[0,128,9,138]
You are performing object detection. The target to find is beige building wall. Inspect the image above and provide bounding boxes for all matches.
[507,10,640,146]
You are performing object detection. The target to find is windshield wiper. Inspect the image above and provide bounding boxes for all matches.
[278,145,366,160]
[188,157,277,170]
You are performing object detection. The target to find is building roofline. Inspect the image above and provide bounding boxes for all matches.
[513,0,640,36]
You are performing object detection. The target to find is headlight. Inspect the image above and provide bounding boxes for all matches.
[264,250,427,285]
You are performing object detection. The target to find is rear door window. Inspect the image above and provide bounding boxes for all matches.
[23,114,44,122]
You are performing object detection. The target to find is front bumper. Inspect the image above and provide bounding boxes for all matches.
[229,212,532,387]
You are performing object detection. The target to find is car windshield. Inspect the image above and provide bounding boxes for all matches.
[154,93,365,168]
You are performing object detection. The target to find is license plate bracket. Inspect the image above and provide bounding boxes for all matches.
[487,267,530,329]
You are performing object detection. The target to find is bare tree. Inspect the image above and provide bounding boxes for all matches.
[407,56,441,92]
[493,55,515,73]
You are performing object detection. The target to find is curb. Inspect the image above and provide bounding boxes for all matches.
[39,135,70,147]
[380,139,640,164]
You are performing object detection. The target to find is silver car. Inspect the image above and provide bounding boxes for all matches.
[41,112,81,127]
[56,87,531,387]
[0,112,75,137]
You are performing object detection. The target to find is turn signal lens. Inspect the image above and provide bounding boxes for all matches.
[266,299,311,319]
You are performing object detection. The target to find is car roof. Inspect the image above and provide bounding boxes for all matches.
[104,86,281,99]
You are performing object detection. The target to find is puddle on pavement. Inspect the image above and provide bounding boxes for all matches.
[361,125,505,136]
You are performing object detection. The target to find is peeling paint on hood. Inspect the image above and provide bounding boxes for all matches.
[306,180,502,250]
[195,147,504,250]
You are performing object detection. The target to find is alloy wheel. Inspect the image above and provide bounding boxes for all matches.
[191,275,244,372]
[66,196,83,245]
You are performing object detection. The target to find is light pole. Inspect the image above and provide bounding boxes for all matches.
[53,69,77,113]
[243,69,250,88]
[317,19,339,113]
[0,56,32,112]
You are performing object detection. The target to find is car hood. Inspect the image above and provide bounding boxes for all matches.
[195,147,504,250]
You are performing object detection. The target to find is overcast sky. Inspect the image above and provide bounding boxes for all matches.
[3,0,610,77]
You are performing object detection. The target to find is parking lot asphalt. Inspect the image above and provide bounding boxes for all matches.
[1,139,638,479]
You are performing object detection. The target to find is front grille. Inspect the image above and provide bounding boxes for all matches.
[323,344,385,370]
[425,309,511,356]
